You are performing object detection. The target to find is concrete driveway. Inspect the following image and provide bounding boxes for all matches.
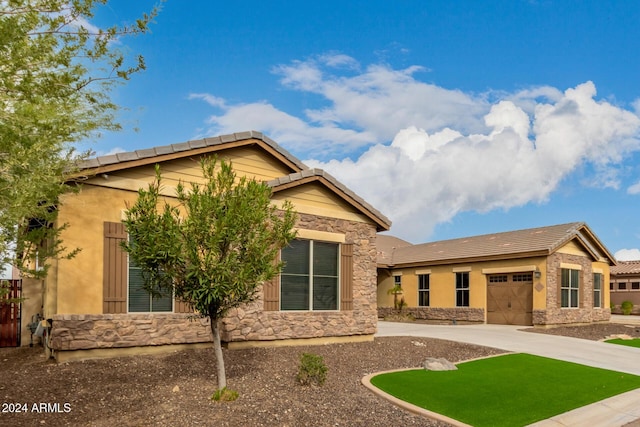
[376,321,640,375]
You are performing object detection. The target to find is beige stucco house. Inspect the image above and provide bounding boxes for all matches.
[23,131,390,361]
[377,222,615,326]
[610,261,640,314]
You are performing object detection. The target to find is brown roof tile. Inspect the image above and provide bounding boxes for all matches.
[378,222,614,267]
[75,131,307,172]
[71,131,390,231]
[611,261,640,276]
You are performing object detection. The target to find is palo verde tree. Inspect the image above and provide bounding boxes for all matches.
[122,156,297,395]
[0,0,161,278]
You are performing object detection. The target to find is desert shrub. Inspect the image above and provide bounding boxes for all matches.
[211,387,239,402]
[296,352,328,386]
[621,300,634,315]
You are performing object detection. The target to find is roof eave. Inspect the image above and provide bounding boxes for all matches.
[386,250,551,269]
[66,131,306,180]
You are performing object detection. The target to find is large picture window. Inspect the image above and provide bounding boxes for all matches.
[456,272,469,307]
[561,268,580,308]
[280,239,339,311]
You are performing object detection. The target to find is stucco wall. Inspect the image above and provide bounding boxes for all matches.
[378,257,548,314]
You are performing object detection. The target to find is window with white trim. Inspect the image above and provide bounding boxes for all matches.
[394,274,402,288]
[418,274,430,306]
[593,273,602,308]
[456,272,469,307]
[561,268,579,308]
[280,239,339,311]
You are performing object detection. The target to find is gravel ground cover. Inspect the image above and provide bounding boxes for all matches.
[1,322,638,427]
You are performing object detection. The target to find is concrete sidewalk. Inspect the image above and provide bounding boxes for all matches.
[374,321,640,426]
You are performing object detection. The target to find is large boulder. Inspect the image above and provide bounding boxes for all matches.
[423,358,457,371]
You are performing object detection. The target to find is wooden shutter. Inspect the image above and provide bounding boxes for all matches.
[263,276,280,311]
[103,222,127,313]
[557,268,564,308]
[340,243,354,311]
[264,251,281,311]
[174,299,192,313]
[579,269,585,308]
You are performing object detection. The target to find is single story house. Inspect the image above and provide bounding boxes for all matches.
[610,261,640,314]
[377,222,616,326]
[23,131,390,361]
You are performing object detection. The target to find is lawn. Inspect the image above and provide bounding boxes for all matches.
[605,338,640,348]
[370,353,640,427]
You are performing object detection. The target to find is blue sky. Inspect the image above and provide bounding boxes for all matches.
[85,0,640,260]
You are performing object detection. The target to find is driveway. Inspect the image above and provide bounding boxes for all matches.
[376,321,640,376]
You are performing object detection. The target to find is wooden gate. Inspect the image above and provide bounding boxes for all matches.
[0,279,21,347]
[486,273,533,326]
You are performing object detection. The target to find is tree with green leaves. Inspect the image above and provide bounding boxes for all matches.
[0,0,161,278]
[122,156,297,396]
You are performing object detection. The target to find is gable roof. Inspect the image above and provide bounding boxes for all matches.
[74,131,307,175]
[71,131,390,231]
[378,222,616,268]
[611,260,640,276]
[268,169,391,231]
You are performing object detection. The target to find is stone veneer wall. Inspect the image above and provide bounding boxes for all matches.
[50,314,212,351]
[532,252,611,325]
[378,307,484,323]
[220,214,379,343]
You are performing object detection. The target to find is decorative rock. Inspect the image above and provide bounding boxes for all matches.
[424,358,457,371]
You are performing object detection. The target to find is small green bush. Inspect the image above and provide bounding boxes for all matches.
[621,300,634,315]
[296,352,328,386]
[211,387,239,402]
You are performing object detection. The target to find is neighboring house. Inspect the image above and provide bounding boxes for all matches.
[22,131,390,361]
[377,222,615,326]
[610,261,640,313]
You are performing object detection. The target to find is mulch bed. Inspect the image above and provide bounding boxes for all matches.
[0,322,638,427]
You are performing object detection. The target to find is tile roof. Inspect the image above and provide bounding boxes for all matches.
[75,131,307,172]
[377,222,613,267]
[611,261,640,276]
[376,235,413,265]
[72,130,390,231]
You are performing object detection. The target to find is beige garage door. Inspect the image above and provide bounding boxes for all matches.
[487,273,533,326]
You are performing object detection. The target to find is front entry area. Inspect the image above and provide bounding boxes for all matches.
[486,273,533,326]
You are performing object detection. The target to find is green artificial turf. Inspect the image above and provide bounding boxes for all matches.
[370,353,640,427]
[605,338,640,348]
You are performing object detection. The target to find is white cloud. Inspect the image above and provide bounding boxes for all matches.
[615,248,640,261]
[191,54,640,241]
[628,180,640,195]
[96,147,126,157]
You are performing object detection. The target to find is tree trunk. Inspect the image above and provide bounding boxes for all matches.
[210,317,227,390]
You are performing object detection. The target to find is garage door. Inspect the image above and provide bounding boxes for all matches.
[486,273,533,326]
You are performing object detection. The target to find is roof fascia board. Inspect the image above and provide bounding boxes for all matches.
[387,250,550,269]
[69,137,305,179]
